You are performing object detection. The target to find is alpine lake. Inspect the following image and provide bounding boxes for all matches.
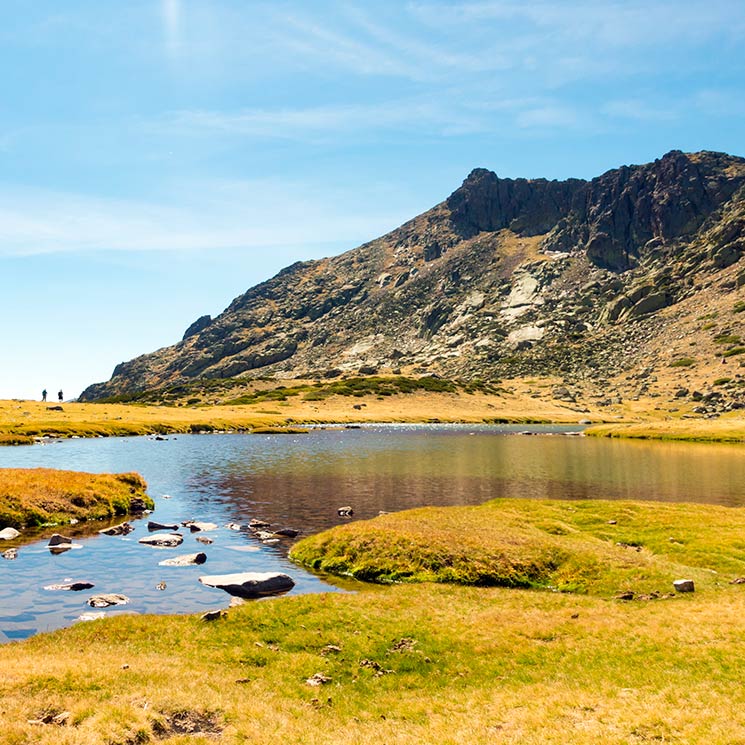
[1,424,744,641]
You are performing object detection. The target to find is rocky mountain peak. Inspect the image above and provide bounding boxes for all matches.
[80,150,745,402]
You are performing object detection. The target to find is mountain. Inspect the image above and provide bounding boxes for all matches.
[81,150,745,406]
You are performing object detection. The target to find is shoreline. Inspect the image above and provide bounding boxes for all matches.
[4,497,745,742]
[1,392,743,444]
[0,468,153,549]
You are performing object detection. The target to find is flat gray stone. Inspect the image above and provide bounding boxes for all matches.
[44,581,95,591]
[87,593,129,608]
[198,571,295,598]
[99,522,134,536]
[48,533,72,547]
[147,520,179,531]
[48,534,83,553]
[158,552,207,567]
[138,533,183,547]
[185,521,218,532]
[673,579,695,593]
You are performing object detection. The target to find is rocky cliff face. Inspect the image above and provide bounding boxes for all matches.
[81,150,745,401]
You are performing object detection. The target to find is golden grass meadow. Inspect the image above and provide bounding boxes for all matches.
[0,383,744,743]
[3,497,745,743]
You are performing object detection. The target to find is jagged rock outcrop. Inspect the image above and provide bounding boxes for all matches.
[183,315,212,340]
[80,150,745,401]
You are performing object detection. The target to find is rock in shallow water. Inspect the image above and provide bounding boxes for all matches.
[198,572,295,598]
[158,552,207,566]
[44,581,95,591]
[87,593,129,608]
[0,527,20,540]
[138,533,183,547]
[185,521,218,533]
[99,521,134,536]
[47,534,83,553]
[147,520,179,531]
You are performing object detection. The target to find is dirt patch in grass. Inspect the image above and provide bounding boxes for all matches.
[153,709,224,739]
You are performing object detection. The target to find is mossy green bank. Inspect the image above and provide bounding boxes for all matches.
[291,498,745,596]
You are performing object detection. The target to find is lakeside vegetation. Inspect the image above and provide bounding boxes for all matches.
[290,498,745,595]
[0,468,152,530]
[94,374,504,405]
[585,417,745,442]
[0,372,743,445]
[5,498,745,742]
[0,380,596,444]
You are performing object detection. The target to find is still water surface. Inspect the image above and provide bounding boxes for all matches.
[0,424,743,640]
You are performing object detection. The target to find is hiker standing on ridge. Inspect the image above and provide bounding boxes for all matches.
[41,389,47,402]
[58,390,63,402]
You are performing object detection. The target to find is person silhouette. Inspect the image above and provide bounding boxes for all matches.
[42,389,47,402]
[58,390,63,402]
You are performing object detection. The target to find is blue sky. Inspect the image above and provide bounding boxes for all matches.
[1,0,743,399]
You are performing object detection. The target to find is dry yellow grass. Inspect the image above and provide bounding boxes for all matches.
[3,584,745,743]
[0,468,151,529]
[586,416,745,442]
[0,389,603,440]
[1,373,743,444]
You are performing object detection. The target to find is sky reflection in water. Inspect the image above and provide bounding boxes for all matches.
[0,425,743,640]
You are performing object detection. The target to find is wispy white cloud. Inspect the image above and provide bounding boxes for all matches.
[153,93,591,142]
[156,99,492,140]
[603,99,678,122]
[515,104,580,130]
[693,89,745,118]
[0,179,415,257]
[411,1,745,47]
[162,0,182,59]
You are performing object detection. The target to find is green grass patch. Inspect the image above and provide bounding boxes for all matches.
[95,375,503,408]
[291,498,745,596]
[713,333,742,345]
[669,357,696,367]
[723,346,745,357]
[9,498,745,741]
[734,301,745,313]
